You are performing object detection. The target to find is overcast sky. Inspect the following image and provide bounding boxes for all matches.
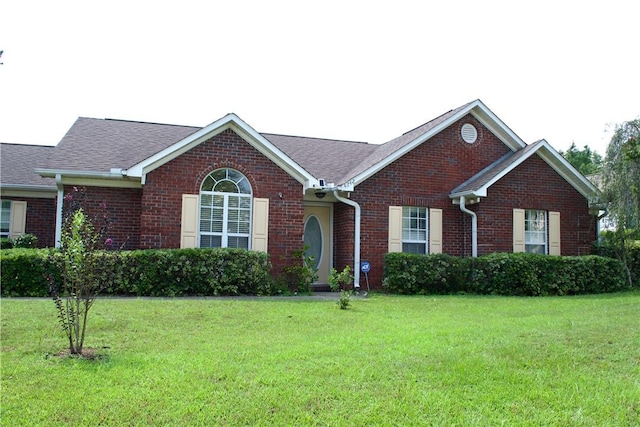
[1,1,638,156]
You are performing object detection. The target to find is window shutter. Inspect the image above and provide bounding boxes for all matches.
[251,198,269,252]
[513,208,525,253]
[388,206,402,253]
[180,194,199,248]
[429,208,443,254]
[549,211,561,255]
[9,201,27,239]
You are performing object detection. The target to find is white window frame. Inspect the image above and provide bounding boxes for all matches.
[402,206,429,254]
[0,200,10,238]
[524,209,547,254]
[199,169,252,249]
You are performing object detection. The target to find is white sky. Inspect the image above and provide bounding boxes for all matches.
[1,0,638,156]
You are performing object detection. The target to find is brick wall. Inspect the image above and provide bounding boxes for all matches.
[3,196,57,247]
[473,155,597,255]
[140,129,305,276]
[62,186,143,250]
[337,115,595,287]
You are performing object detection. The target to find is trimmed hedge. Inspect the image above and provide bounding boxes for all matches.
[383,252,631,296]
[593,238,640,288]
[1,248,276,297]
[0,249,60,297]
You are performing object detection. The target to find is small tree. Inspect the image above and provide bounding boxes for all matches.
[47,187,119,356]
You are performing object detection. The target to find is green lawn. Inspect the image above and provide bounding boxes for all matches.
[2,293,639,426]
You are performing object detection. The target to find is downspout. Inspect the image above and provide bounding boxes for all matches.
[332,191,360,289]
[459,196,477,257]
[55,174,64,248]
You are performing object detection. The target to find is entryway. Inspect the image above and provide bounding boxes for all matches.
[303,204,332,285]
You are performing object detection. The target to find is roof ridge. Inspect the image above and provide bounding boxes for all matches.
[0,142,55,147]
[262,132,370,145]
[101,118,202,128]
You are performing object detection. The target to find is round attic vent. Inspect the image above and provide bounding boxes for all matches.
[461,123,478,144]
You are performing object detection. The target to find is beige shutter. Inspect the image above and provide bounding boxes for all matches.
[251,198,269,252]
[9,201,27,239]
[180,194,199,248]
[429,208,443,254]
[388,206,403,253]
[513,208,525,253]
[549,211,561,255]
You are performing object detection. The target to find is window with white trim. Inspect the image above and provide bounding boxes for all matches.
[0,200,10,238]
[402,206,428,254]
[525,209,546,254]
[199,169,252,249]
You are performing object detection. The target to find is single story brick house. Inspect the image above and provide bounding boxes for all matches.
[0,100,601,288]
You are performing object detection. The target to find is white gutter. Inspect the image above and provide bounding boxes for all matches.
[55,174,64,248]
[459,196,477,257]
[332,191,361,289]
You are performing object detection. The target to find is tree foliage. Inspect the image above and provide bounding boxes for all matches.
[601,119,640,286]
[603,119,640,231]
[47,187,119,356]
[560,142,603,176]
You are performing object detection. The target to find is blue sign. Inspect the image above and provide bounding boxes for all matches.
[360,261,371,273]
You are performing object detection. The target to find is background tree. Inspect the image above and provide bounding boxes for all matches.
[600,119,640,286]
[603,119,640,231]
[560,142,603,176]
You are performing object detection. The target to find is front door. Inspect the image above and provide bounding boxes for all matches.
[303,205,331,284]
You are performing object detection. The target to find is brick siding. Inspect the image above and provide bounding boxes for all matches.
[336,115,596,287]
[140,129,305,276]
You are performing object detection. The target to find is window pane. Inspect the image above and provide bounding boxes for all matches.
[524,209,546,253]
[0,201,10,235]
[237,179,251,194]
[211,169,226,182]
[214,180,239,193]
[201,176,215,192]
[402,242,426,254]
[228,236,249,249]
[525,244,545,254]
[239,197,251,209]
[401,207,428,253]
[200,235,222,248]
[199,169,253,249]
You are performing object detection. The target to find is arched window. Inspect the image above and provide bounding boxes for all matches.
[199,168,252,249]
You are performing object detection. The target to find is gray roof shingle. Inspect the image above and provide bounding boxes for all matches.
[263,133,377,184]
[46,118,201,172]
[0,143,56,188]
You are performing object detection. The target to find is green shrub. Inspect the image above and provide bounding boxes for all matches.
[328,265,354,291]
[383,253,470,295]
[12,233,38,248]
[0,238,13,249]
[383,252,629,296]
[2,247,275,297]
[0,249,58,296]
[593,233,640,288]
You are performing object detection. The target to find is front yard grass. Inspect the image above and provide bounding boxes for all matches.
[2,292,639,426]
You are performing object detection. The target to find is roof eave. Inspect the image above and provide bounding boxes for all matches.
[349,100,527,187]
[448,140,600,205]
[125,113,317,190]
[35,168,143,189]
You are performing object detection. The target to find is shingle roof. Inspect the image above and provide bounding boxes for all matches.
[0,143,56,188]
[263,133,376,184]
[46,118,200,172]
[42,102,476,184]
[337,101,475,183]
[450,141,541,196]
